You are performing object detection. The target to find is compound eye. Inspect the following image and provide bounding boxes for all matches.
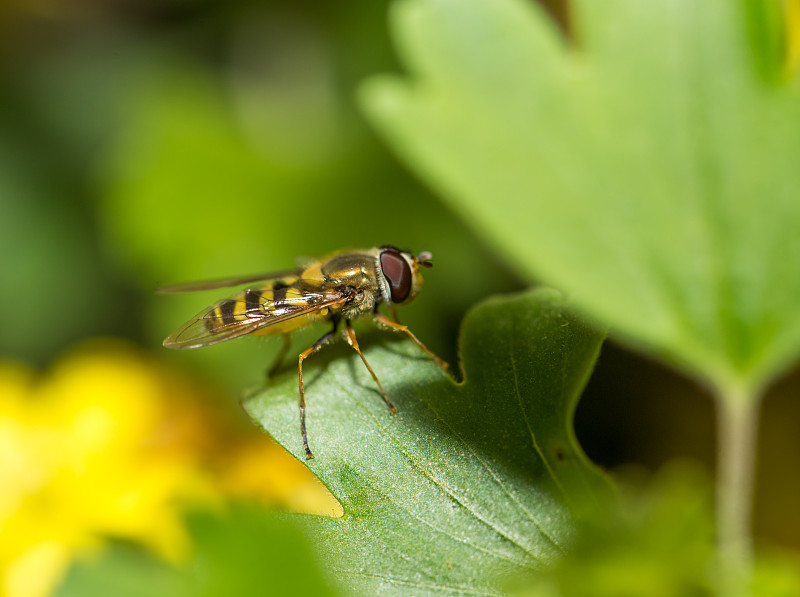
[380,248,412,303]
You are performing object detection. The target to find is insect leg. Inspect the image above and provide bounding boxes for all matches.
[344,320,397,414]
[266,333,292,379]
[298,323,338,459]
[373,311,449,372]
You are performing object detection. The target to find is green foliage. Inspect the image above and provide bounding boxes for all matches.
[0,139,116,363]
[55,506,342,597]
[507,465,800,597]
[246,288,609,595]
[361,0,800,399]
[507,465,718,597]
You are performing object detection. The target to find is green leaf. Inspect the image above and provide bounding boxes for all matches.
[245,288,609,595]
[55,545,183,597]
[504,464,800,597]
[507,464,719,597]
[361,0,800,398]
[55,506,343,597]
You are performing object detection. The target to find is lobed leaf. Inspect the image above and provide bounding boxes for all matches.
[361,0,800,398]
[246,288,609,595]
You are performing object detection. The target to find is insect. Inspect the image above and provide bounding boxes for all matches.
[160,246,448,459]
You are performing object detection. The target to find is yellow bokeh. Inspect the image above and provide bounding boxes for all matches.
[0,340,340,597]
[788,0,800,72]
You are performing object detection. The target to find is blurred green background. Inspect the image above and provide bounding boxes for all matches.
[1,0,798,559]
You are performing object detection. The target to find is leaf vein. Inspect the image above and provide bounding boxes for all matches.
[353,466,532,567]
[411,383,565,555]
[509,347,571,540]
[333,375,538,561]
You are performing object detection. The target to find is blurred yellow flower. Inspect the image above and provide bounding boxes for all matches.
[788,0,800,72]
[0,340,339,597]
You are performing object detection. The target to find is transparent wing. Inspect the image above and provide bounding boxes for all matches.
[163,290,347,349]
[157,269,301,294]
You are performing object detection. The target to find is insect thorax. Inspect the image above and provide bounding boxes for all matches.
[320,251,384,320]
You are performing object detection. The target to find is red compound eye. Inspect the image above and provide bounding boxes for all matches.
[380,248,412,303]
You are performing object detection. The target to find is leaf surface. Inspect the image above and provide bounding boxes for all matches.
[362,0,800,397]
[246,288,608,595]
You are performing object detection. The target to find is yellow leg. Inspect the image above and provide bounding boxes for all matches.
[298,327,336,459]
[373,311,449,372]
[344,321,397,414]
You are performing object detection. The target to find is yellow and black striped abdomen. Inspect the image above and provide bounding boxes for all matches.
[204,276,333,337]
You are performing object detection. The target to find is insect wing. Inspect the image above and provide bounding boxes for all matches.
[156,269,301,294]
[163,290,347,349]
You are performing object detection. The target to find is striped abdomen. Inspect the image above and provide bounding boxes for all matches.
[203,275,332,336]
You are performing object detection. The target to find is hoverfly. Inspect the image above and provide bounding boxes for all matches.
[160,246,448,459]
